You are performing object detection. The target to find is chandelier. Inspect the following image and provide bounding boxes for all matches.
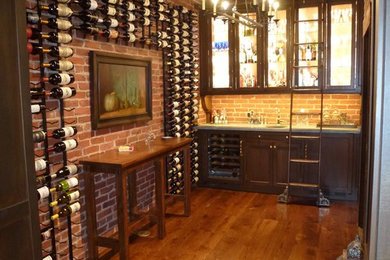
[201,0,280,28]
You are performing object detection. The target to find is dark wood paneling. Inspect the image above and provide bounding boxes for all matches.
[0,0,41,258]
[244,139,273,185]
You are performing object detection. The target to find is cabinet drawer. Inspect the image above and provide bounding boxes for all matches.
[245,132,289,142]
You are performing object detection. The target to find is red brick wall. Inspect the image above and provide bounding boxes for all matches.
[27,0,199,259]
[209,94,362,125]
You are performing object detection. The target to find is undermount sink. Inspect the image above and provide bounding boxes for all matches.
[265,124,288,128]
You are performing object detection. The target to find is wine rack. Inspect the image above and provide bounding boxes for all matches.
[162,5,199,194]
[207,134,241,180]
[27,1,81,259]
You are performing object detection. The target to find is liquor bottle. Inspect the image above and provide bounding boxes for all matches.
[51,202,81,220]
[50,190,80,207]
[103,17,119,27]
[37,186,50,200]
[48,139,78,153]
[31,104,46,114]
[120,33,136,42]
[40,18,73,30]
[181,30,191,38]
[74,11,103,23]
[77,0,99,10]
[35,158,47,172]
[27,43,74,58]
[42,60,74,71]
[168,109,180,116]
[80,23,100,35]
[42,73,75,85]
[40,4,73,17]
[50,177,79,192]
[101,29,119,39]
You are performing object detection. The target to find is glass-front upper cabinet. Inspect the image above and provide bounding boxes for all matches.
[328,3,355,90]
[293,6,322,89]
[211,16,232,89]
[266,8,289,88]
[238,13,258,88]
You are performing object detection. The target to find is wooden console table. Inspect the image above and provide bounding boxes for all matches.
[80,137,192,260]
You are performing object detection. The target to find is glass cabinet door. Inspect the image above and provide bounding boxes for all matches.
[211,17,231,89]
[238,13,258,88]
[328,3,354,88]
[267,9,288,88]
[294,6,322,89]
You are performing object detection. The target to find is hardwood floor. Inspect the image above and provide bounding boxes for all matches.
[105,187,358,260]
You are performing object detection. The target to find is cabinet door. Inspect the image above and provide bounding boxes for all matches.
[243,139,273,185]
[320,134,355,199]
[273,140,289,187]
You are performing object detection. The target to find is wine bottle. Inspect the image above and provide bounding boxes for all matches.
[52,126,78,139]
[27,43,74,58]
[158,40,169,48]
[33,130,46,143]
[42,255,53,260]
[49,139,78,153]
[42,73,75,85]
[137,17,150,26]
[75,11,103,23]
[35,158,47,172]
[51,202,81,220]
[37,186,50,200]
[168,116,181,124]
[167,51,181,59]
[31,30,73,44]
[40,228,52,241]
[102,0,117,4]
[169,156,182,165]
[165,60,180,67]
[168,84,181,92]
[77,0,98,10]
[167,68,180,75]
[40,4,73,17]
[42,60,74,71]
[40,18,73,30]
[26,12,40,24]
[170,124,181,131]
[101,29,119,39]
[193,169,199,175]
[119,33,136,42]
[119,22,135,32]
[31,104,46,114]
[36,164,78,185]
[103,17,119,27]
[121,1,135,11]
[80,23,100,35]
[50,190,80,207]
[166,26,179,34]
[50,177,79,192]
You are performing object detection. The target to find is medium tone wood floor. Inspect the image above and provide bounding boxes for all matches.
[105,187,358,260]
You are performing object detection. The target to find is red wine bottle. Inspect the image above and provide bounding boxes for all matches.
[40,18,73,30]
[42,73,75,85]
[36,164,78,185]
[76,0,99,10]
[48,139,78,153]
[42,60,74,71]
[80,23,100,35]
[51,202,81,220]
[75,11,103,23]
[31,87,76,99]
[27,43,74,58]
[40,4,73,17]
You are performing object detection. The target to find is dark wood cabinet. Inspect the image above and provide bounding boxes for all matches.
[197,128,360,201]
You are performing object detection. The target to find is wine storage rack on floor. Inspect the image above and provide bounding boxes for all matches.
[207,134,241,180]
[162,4,199,194]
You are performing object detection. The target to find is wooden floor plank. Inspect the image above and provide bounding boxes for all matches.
[105,187,358,260]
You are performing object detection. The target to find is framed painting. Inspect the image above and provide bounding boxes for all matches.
[90,51,152,129]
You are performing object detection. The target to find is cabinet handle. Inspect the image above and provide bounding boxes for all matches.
[258,135,261,138]
[286,136,289,139]
[240,140,243,156]
[270,145,272,149]
[274,145,277,149]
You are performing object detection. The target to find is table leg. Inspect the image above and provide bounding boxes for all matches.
[127,170,138,220]
[84,166,98,260]
[154,158,166,239]
[115,169,130,260]
[183,146,191,217]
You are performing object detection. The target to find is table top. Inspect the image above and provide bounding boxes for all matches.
[80,137,192,169]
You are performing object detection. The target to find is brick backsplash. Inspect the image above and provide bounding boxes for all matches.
[209,94,362,126]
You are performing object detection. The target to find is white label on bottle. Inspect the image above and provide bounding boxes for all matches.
[174,125,180,130]
[69,190,80,201]
[108,0,117,4]
[35,159,46,171]
[63,126,75,137]
[173,157,180,163]
[57,33,72,44]
[127,3,135,10]
[193,99,199,105]
[182,31,189,37]
[69,202,81,213]
[159,14,166,21]
[173,110,179,116]
[127,23,135,32]
[194,170,199,175]
[128,33,136,42]
[172,26,179,33]
[194,163,199,168]
[175,132,181,137]
[67,177,79,188]
[31,104,41,113]
[144,8,150,16]
[57,4,73,17]
[110,18,119,28]
[107,6,116,16]
[144,0,150,6]
[90,0,98,10]
[173,10,179,17]
[176,164,182,171]
[38,186,49,200]
[58,60,73,71]
[144,18,150,26]
[28,13,40,23]
[59,73,71,85]
[109,30,119,39]
[183,23,189,29]
[64,139,77,151]
[42,255,53,260]
[128,13,135,22]
[57,19,72,30]
[158,4,164,12]
[172,18,179,25]
[67,164,78,174]
[58,47,73,58]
